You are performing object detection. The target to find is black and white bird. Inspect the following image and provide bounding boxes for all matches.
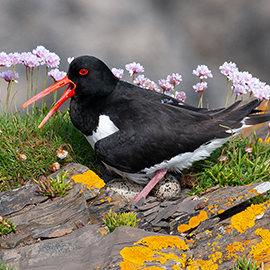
[23,56,270,201]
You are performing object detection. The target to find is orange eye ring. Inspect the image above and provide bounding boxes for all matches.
[79,69,88,75]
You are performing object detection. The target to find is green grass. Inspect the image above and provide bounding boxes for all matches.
[188,132,270,196]
[0,260,15,270]
[232,255,260,270]
[102,209,140,232]
[0,106,99,191]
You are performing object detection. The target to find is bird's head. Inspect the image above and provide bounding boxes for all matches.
[23,56,118,128]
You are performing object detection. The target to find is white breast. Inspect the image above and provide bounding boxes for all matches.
[85,115,119,148]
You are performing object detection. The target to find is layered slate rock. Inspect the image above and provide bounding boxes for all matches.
[1,163,270,269]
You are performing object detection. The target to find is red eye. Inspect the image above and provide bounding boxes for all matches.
[79,69,88,75]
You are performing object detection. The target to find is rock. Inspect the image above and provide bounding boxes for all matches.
[0,184,48,216]
[31,224,74,239]
[0,225,187,270]
[9,183,90,231]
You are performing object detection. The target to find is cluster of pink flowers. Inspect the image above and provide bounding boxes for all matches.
[134,75,159,92]
[192,65,213,93]
[125,62,145,77]
[111,68,124,79]
[48,69,67,82]
[219,61,270,99]
[0,46,68,83]
[112,62,186,102]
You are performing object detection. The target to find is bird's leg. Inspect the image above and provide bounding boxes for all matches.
[133,168,167,202]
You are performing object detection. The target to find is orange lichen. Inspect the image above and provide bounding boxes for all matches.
[142,267,167,270]
[135,236,189,251]
[189,211,208,228]
[194,259,218,270]
[218,209,224,214]
[72,170,105,190]
[120,246,165,266]
[249,189,256,194]
[225,242,245,261]
[208,251,222,264]
[230,203,266,233]
[177,224,191,233]
[250,228,270,264]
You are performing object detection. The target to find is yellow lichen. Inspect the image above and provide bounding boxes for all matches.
[177,224,191,233]
[225,242,245,261]
[250,228,270,264]
[218,209,225,214]
[72,170,105,190]
[194,259,218,270]
[135,236,189,251]
[189,211,208,228]
[142,266,166,270]
[230,203,266,233]
[120,246,164,266]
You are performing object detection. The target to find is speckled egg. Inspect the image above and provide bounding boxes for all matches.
[151,174,181,200]
[105,178,143,199]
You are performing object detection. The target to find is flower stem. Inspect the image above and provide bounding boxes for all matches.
[42,66,48,108]
[225,78,230,108]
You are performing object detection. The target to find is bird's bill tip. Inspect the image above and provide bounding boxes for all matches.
[37,84,76,128]
[22,75,74,108]
[22,75,76,128]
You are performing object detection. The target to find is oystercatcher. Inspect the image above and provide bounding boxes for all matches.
[23,56,270,202]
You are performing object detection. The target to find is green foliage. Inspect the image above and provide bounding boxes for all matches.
[34,170,72,197]
[0,107,99,191]
[232,255,259,270]
[0,216,16,236]
[102,209,140,232]
[189,133,270,196]
[0,260,15,270]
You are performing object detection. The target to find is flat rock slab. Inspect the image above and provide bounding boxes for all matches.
[192,200,270,269]
[9,183,89,231]
[0,184,48,216]
[170,182,270,234]
[0,225,186,270]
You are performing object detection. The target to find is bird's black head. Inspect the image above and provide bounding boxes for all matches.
[23,56,119,128]
[67,56,119,98]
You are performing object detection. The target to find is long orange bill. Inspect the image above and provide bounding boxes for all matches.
[22,75,76,128]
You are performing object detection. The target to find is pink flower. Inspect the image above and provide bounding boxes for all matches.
[48,68,67,81]
[32,45,50,64]
[193,65,213,79]
[134,75,159,91]
[233,84,247,96]
[0,52,11,67]
[111,68,124,79]
[134,74,148,86]
[67,57,74,64]
[8,52,22,65]
[175,91,187,102]
[159,79,174,92]
[125,62,144,76]
[45,52,60,68]
[21,52,40,68]
[166,73,182,86]
[0,70,19,82]
[193,82,208,93]
[252,84,270,100]
[219,61,238,77]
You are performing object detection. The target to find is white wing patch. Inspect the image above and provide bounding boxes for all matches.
[85,115,119,148]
